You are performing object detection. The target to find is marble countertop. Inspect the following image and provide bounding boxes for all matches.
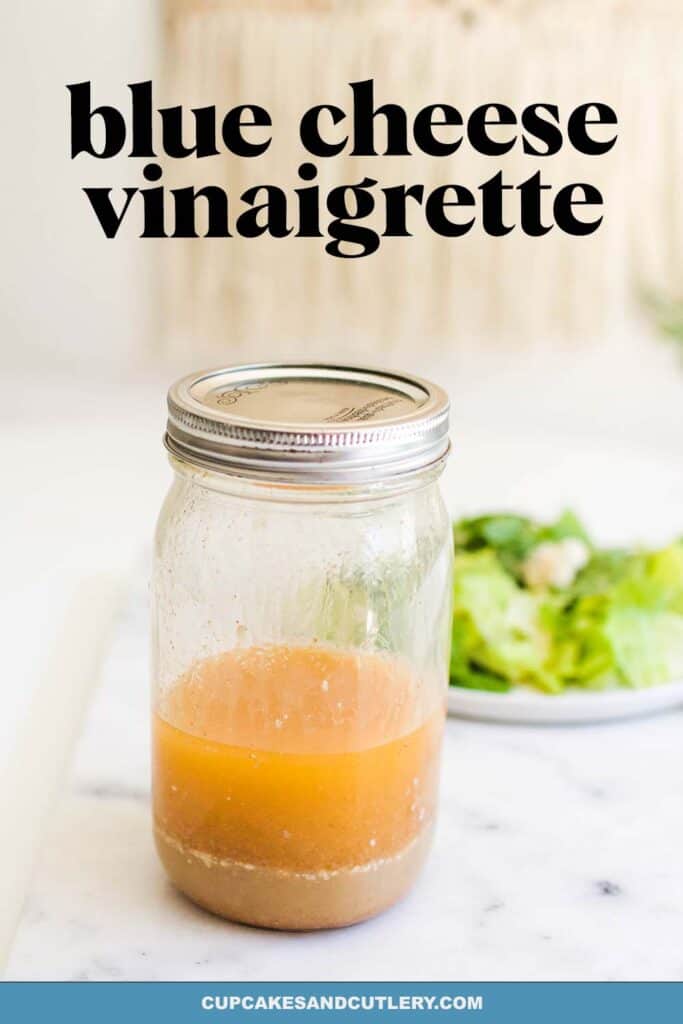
[5,575,683,982]
[2,374,682,981]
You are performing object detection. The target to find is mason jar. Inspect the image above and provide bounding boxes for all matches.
[151,363,453,930]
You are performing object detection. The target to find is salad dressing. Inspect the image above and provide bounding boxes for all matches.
[153,645,443,930]
[153,363,452,928]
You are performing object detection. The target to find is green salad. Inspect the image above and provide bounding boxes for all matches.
[450,512,683,694]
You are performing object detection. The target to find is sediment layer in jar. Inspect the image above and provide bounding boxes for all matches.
[154,821,435,931]
[153,644,444,928]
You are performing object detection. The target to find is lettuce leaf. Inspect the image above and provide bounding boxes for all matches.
[601,545,683,687]
[451,550,560,693]
[454,510,590,582]
[450,513,683,694]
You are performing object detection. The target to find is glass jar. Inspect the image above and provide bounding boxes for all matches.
[151,364,453,930]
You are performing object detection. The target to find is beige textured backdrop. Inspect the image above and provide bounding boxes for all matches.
[1,2,681,453]
[161,0,683,364]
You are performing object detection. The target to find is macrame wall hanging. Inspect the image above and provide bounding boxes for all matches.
[160,0,683,364]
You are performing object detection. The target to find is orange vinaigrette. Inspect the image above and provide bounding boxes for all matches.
[153,644,444,930]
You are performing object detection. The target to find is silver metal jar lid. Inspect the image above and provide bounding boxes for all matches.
[165,363,450,484]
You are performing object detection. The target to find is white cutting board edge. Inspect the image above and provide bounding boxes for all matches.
[0,575,124,974]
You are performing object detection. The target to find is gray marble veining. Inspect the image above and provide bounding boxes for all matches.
[6,577,683,981]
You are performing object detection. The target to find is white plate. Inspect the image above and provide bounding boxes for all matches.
[447,680,683,725]
[441,433,683,725]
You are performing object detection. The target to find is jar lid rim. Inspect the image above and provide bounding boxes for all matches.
[166,362,450,483]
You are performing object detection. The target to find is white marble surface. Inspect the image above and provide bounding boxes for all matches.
[6,574,683,982]
[2,369,682,981]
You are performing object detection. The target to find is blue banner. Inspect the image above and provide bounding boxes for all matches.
[1,982,681,1023]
